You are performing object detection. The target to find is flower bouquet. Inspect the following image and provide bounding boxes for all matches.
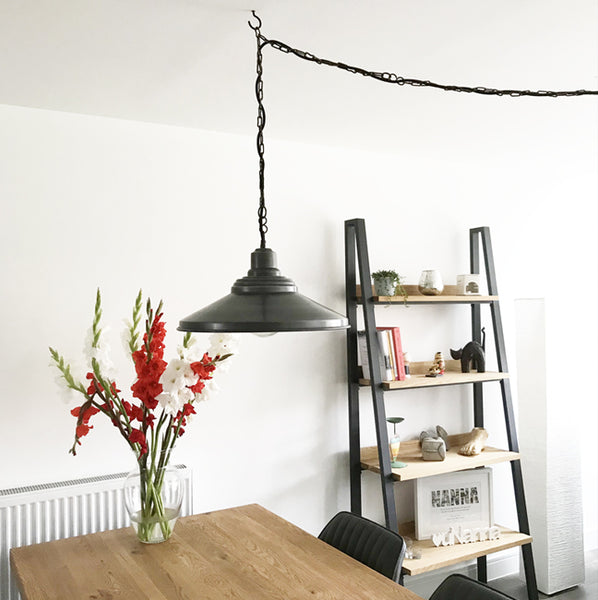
[50,290,235,542]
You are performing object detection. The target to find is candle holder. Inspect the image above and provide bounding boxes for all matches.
[387,417,407,468]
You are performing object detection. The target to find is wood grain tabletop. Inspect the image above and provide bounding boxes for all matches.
[10,503,426,599]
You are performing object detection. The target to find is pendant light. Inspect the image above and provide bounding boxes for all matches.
[178,13,348,334]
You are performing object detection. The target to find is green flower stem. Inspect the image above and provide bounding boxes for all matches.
[92,389,137,451]
[127,289,144,357]
[133,415,180,541]
[134,439,176,542]
[92,289,102,347]
[91,368,132,434]
[49,348,87,396]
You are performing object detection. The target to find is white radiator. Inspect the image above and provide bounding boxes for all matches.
[0,465,193,600]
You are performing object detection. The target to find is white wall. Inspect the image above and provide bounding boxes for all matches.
[0,2,596,588]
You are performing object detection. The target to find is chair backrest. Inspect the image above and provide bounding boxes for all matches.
[429,574,518,600]
[318,511,406,585]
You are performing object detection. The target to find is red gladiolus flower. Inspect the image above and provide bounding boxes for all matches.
[131,379,162,410]
[148,319,166,358]
[129,429,148,455]
[85,372,103,395]
[190,354,216,380]
[134,405,145,422]
[123,402,144,423]
[131,316,167,412]
[189,380,205,394]
[182,403,196,417]
[71,404,100,423]
[84,405,100,422]
[76,423,92,438]
[132,350,146,375]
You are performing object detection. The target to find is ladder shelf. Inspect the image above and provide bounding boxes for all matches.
[344,219,538,599]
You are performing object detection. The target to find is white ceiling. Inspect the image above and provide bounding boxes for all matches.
[1,0,597,153]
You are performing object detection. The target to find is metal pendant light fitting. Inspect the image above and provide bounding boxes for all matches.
[178,13,348,333]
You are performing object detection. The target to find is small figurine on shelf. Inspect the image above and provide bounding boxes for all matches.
[426,351,446,377]
[450,328,486,373]
[386,417,407,468]
[458,427,489,456]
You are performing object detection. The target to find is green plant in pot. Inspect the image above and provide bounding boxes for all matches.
[371,269,408,302]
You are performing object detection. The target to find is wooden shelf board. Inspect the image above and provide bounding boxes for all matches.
[359,360,508,390]
[356,284,497,305]
[399,522,532,576]
[369,295,497,305]
[360,434,520,481]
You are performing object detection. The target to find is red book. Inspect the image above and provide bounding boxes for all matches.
[377,327,406,380]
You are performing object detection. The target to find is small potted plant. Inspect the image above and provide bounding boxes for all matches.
[371,269,408,301]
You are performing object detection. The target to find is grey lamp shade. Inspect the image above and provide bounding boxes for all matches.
[178,248,349,333]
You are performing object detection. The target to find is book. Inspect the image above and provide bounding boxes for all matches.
[357,330,389,381]
[385,330,397,380]
[377,326,406,380]
[377,330,394,381]
[357,330,370,379]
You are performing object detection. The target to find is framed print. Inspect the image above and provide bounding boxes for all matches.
[414,468,493,540]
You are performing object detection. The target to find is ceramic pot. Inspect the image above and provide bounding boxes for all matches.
[373,277,396,297]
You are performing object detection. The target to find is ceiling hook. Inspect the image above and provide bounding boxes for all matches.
[248,10,262,32]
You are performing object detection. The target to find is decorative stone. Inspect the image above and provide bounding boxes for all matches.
[421,437,446,461]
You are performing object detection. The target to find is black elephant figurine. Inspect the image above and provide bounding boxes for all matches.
[450,328,486,373]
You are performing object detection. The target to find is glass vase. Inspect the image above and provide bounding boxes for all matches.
[418,269,444,296]
[123,465,183,543]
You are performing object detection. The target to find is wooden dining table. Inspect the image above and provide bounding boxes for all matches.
[10,503,426,599]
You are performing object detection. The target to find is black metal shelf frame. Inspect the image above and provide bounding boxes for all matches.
[344,218,538,600]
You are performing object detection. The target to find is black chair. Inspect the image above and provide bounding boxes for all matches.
[430,573,518,600]
[318,511,406,585]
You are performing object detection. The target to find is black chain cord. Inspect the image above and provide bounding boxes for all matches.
[247,12,597,246]
[258,33,598,98]
[249,12,268,249]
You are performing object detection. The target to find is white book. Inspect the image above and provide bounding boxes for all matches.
[376,330,394,381]
[357,330,370,379]
[357,330,392,381]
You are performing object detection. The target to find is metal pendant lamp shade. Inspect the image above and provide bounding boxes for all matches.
[178,248,349,333]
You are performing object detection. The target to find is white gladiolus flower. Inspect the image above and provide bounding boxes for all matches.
[158,358,199,416]
[196,379,220,403]
[49,356,86,404]
[208,333,239,360]
[157,387,194,416]
[121,318,140,356]
[121,324,131,356]
[84,326,115,379]
[53,371,78,404]
[160,358,198,390]
[177,335,204,362]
